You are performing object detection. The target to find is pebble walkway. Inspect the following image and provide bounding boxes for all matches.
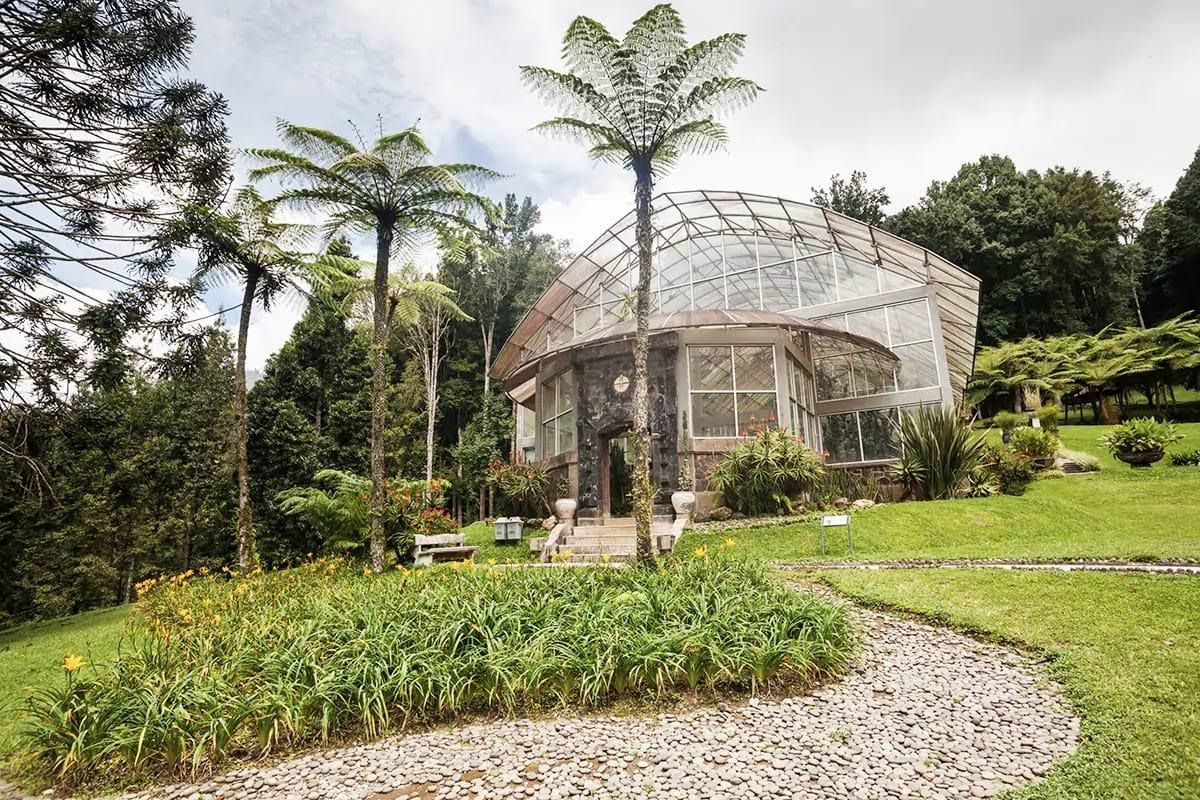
[775,560,1200,576]
[108,598,1079,800]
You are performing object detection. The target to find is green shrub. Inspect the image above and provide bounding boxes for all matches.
[485,460,551,517]
[980,444,1035,495]
[1035,405,1060,434]
[963,467,999,497]
[1009,427,1059,463]
[812,467,884,507]
[1168,448,1200,466]
[894,407,987,500]
[992,411,1025,437]
[708,427,824,515]
[1099,417,1184,455]
[21,557,853,786]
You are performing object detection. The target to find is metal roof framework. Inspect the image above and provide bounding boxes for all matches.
[494,190,981,402]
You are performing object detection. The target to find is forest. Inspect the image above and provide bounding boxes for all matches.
[2,0,1198,622]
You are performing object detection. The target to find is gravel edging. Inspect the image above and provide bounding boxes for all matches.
[85,592,1080,800]
[773,559,1200,576]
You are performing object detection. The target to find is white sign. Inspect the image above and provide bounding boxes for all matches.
[821,515,850,527]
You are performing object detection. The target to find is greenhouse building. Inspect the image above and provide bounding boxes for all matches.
[492,190,980,520]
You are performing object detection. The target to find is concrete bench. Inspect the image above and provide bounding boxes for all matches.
[413,533,479,567]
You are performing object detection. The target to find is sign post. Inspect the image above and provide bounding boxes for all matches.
[819,514,852,556]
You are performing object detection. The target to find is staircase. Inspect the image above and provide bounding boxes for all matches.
[556,516,674,564]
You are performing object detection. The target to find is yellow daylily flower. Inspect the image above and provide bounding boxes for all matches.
[694,545,708,559]
[62,654,85,673]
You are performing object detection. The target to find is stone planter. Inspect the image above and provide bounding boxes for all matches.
[553,497,578,523]
[671,490,696,520]
[1115,449,1164,468]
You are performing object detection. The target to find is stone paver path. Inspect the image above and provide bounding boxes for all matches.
[776,560,1200,576]
[115,599,1079,800]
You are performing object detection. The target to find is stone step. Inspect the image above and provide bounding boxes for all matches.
[566,533,637,544]
[560,544,637,556]
[564,553,635,564]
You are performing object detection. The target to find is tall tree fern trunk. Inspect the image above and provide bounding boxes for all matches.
[234,269,259,571]
[368,225,393,573]
[631,163,655,565]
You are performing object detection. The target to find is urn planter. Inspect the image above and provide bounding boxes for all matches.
[671,490,696,520]
[1114,449,1164,469]
[553,497,578,523]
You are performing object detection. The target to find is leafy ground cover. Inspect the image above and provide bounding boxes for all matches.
[821,568,1200,799]
[0,606,129,757]
[683,423,1200,562]
[17,556,852,788]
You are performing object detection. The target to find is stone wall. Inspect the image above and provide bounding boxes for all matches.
[573,333,679,518]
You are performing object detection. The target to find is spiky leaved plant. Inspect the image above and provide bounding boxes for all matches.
[246,123,496,572]
[895,406,987,500]
[521,4,761,564]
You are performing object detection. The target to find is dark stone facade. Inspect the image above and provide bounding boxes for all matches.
[573,333,679,519]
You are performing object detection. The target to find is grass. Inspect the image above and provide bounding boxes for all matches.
[683,423,1200,563]
[19,555,852,788]
[0,606,129,757]
[821,568,1200,799]
[461,520,537,563]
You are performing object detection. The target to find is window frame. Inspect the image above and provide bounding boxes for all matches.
[539,369,576,457]
[687,344,782,439]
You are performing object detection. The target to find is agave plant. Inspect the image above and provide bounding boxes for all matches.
[893,406,986,500]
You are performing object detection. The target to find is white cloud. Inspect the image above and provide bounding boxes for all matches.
[177,0,1200,363]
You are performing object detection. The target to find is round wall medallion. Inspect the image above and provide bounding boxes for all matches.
[612,374,630,394]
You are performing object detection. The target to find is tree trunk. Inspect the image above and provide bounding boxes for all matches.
[368,225,394,573]
[481,320,493,397]
[630,163,655,566]
[425,340,438,486]
[234,268,260,572]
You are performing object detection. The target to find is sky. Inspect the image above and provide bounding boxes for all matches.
[174,0,1200,372]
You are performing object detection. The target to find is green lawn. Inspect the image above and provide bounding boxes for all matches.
[462,520,537,563]
[0,605,130,756]
[821,569,1200,799]
[683,423,1200,563]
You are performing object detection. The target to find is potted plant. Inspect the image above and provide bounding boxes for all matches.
[1009,427,1058,470]
[992,411,1025,443]
[1099,417,1184,468]
[671,458,696,519]
[551,476,576,522]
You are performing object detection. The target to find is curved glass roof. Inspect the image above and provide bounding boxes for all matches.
[495,190,981,400]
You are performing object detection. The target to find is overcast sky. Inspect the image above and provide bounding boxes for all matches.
[176,0,1200,371]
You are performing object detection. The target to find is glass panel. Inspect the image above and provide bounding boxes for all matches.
[835,253,879,300]
[574,304,601,335]
[859,408,901,461]
[894,341,939,390]
[734,346,775,390]
[692,392,736,437]
[888,300,932,345]
[542,418,558,456]
[757,237,792,264]
[737,392,778,433]
[820,413,861,464]
[723,236,757,273]
[556,371,574,414]
[689,236,723,280]
[797,252,838,306]
[880,266,920,292]
[815,355,853,400]
[691,277,725,309]
[689,346,733,390]
[558,410,576,452]
[760,262,798,311]
[659,284,691,312]
[539,381,554,419]
[517,405,536,439]
[852,351,896,396]
[725,268,760,309]
[658,243,690,286]
[846,308,889,345]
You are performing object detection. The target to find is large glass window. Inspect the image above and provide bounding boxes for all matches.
[819,403,938,465]
[539,370,575,456]
[787,355,816,446]
[813,299,939,401]
[688,345,780,437]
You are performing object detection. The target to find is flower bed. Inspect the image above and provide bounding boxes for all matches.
[21,557,853,786]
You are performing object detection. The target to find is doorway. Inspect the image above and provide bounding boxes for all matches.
[601,431,633,518]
